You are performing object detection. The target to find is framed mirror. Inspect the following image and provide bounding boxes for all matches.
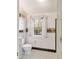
[18,0,62,59]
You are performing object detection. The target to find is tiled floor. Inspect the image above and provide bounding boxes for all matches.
[23,49,57,59]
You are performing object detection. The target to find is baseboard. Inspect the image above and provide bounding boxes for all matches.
[32,47,56,53]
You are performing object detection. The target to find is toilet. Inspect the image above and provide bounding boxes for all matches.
[22,44,32,55]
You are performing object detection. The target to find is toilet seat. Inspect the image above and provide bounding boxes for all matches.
[22,44,32,55]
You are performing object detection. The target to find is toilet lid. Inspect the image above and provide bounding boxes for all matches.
[22,44,32,48]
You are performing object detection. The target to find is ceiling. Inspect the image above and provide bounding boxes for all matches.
[19,0,57,14]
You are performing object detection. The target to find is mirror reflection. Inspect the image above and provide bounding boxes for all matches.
[34,17,42,35]
[18,0,57,59]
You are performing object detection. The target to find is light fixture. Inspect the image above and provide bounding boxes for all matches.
[38,0,46,2]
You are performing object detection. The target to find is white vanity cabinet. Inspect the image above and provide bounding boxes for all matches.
[32,33,55,50]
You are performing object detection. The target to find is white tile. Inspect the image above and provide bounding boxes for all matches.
[23,49,57,59]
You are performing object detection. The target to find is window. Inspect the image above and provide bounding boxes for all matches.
[34,17,42,35]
